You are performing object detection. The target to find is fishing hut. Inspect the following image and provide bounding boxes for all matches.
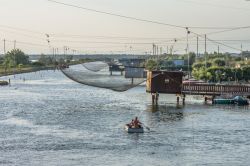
[146,71,184,104]
[125,67,146,84]
[147,70,250,105]
[109,64,124,76]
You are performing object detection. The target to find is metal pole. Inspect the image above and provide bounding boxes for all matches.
[152,44,155,55]
[197,36,199,57]
[235,71,237,84]
[241,44,243,61]
[186,27,190,79]
[3,39,6,54]
[14,40,16,49]
[205,34,207,69]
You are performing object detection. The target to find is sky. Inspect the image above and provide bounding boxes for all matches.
[0,0,250,54]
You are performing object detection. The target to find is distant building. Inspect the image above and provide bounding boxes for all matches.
[243,51,250,57]
[235,64,241,68]
[173,59,185,66]
[119,58,145,67]
[125,67,146,78]
[226,52,240,57]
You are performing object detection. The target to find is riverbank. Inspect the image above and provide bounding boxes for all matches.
[0,65,56,77]
[0,59,94,78]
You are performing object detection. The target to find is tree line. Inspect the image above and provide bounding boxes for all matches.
[145,52,250,82]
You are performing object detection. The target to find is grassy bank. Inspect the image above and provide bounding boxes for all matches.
[0,58,97,78]
[0,65,56,77]
[0,60,86,77]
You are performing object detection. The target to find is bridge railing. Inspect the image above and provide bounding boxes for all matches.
[182,84,250,95]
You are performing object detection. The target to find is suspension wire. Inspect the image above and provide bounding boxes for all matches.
[50,40,160,45]
[0,24,44,35]
[47,0,250,30]
[206,26,250,35]
[0,28,47,41]
[1,22,250,49]
[189,31,242,51]
[47,0,186,29]
[1,0,250,54]
[4,39,48,47]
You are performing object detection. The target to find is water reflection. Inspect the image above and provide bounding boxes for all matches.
[146,104,184,122]
[213,104,250,112]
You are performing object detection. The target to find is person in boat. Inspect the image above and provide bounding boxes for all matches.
[127,119,134,128]
[133,117,142,128]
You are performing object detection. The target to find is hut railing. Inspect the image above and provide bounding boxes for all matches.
[182,84,250,95]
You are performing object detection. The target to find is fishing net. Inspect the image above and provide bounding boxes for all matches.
[82,61,108,72]
[61,62,146,92]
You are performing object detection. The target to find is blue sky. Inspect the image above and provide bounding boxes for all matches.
[0,0,250,54]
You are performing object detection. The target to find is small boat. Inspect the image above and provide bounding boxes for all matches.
[234,96,249,106]
[0,81,8,86]
[124,124,144,133]
[213,96,249,106]
[213,98,235,104]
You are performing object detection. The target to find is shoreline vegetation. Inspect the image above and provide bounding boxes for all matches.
[0,49,92,85]
[145,52,250,84]
[0,65,56,77]
[0,50,96,86]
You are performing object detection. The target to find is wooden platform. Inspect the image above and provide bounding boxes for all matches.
[182,84,250,96]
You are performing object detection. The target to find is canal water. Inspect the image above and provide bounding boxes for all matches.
[0,69,250,166]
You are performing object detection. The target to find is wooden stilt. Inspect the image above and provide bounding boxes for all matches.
[177,96,180,104]
[156,92,159,105]
[152,93,155,105]
[205,96,208,103]
[151,93,159,105]
[182,94,186,105]
[212,95,215,104]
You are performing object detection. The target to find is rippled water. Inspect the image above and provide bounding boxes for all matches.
[0,69,250,166]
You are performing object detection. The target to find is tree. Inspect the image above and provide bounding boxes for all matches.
[66,55,73,63]
[3,49,29,72]
[4,49,29,66]
[38,54,53,65]
[242,66,250,81]
[192,62,204,69]
[0,56,4,64]
[188,52,196,65]
[213,58,226,67]
[192,66,212,81]
[145,59,158,71]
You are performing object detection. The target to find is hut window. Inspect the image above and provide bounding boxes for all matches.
[165,79,170,84]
